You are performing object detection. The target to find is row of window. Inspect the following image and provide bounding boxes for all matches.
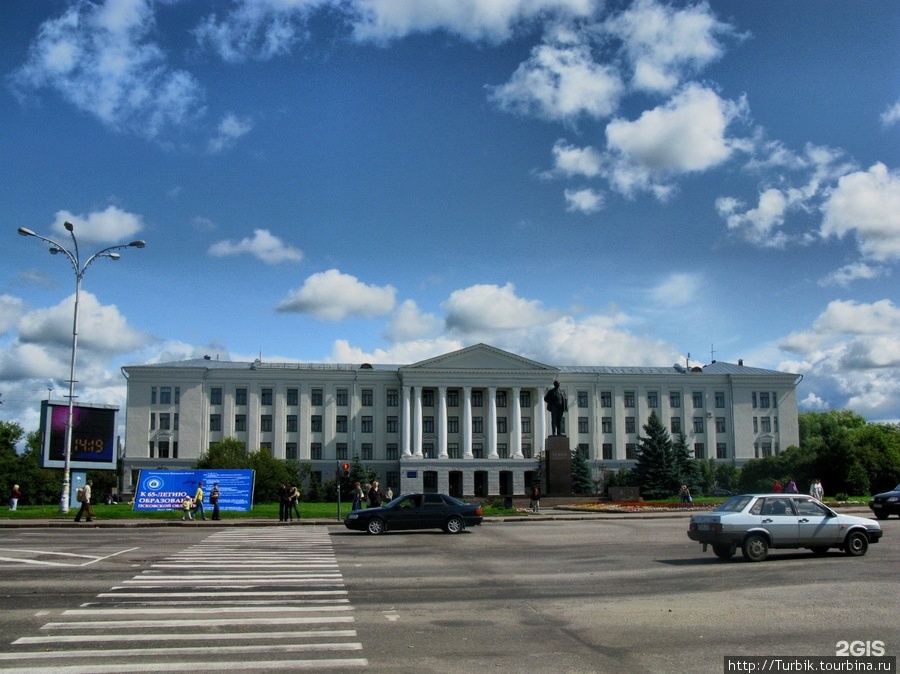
[194,386,782,410]
[199,412,770,436]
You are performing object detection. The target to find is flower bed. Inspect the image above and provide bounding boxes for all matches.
[559,500,712,513]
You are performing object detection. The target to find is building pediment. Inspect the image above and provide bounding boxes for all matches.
[401,344,557,386]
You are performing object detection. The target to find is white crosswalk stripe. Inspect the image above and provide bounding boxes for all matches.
[0,529,367,672]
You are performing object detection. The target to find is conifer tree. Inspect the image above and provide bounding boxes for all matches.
[635,411,677,499]
[571,447,594,494]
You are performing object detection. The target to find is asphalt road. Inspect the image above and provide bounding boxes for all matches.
[0,517,896,673]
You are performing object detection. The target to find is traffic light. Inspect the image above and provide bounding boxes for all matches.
[341,463,350,478]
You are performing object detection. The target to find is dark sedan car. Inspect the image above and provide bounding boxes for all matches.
[869,484,900,519]
[344,492,483,535]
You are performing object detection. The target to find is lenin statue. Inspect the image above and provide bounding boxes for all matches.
[544,380,568,436]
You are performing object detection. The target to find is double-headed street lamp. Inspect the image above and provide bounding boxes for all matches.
[18,221,145,513]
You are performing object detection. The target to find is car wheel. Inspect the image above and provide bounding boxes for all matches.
[874,512,889,520]
[445,516,465,534]
[843,531,868,556]
[712,544,735,559]
[742,534,769,562]
[809,546,829,556]
[366,518,386,535]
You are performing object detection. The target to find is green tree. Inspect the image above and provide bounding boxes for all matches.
[799,410,866,493]
[195,437,248,469]
[249,446,293,503]
[571,447,593,494]
[845,462,871,496]
[634,411,677,499]
[672,432,701,493]
[849,423,900,493]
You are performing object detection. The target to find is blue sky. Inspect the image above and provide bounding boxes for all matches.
[1,0,899,440]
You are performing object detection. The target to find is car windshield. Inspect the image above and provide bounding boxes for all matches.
[715,494,753,513]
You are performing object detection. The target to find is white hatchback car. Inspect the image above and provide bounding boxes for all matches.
[688,493,883,562]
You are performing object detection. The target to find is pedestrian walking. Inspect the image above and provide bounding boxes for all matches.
[74,479,93,522]
[193,482,207,520]
[351,482,364,511]
[181,495,194,520]
[530,485,541,513]
[810,478,824,501]
[209,483,221,520]
[289,484,301,520]
[367,481,383,508]
[10,484,21,511]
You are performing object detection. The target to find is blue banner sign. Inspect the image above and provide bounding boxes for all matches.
[133,469,255,512]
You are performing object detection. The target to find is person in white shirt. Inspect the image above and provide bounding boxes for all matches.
[810,478,824,501]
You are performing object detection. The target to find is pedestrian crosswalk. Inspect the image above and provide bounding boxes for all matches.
[0,528,367,672]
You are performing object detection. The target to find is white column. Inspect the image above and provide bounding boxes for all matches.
[537,387,547,453]
[488,386,498,459]
[463,386,473,459]
[414,387,423,457]
[511,386,523,458]
[401,385,412,457]
[438,385,448,459]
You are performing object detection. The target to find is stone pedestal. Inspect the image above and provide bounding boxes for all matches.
[544,435,572,496]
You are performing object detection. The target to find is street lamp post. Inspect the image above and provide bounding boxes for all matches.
[18,222,145,513]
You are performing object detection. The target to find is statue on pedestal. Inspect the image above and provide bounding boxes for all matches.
[544,380,568,436]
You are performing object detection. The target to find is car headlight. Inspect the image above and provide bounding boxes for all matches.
[346,513,358,520]
[887,497,898,503]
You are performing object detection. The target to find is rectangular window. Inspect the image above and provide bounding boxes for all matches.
[235,414,246,432]
[210,387,222,405]
[760,392,770,408]
[520,390,531,408]
[285,442,297,460]
[151,387,157,405]
[448,443,461,459]
[386,416,398,433]
[602,443,613,460]
[311,388,323,406]
[625,417,636,434]
[423,416,434,434]
[423,443,435,459]
[260,415,273,432]
[150,413,156,430]
[497,443,509,459]
[497,417,507,434]
[311,415,322,433]
[472,390,483,407]
[210,414,221,432]
[752,392,758,408]
[336,388,348,406]
[448,390,459,407]
[715,391,725,408]
[694,443,705,459]
[774,417,779,432]
[362,389,373,406]
[235,388,247,406]
[521,416,531,434]
[473,417,483,434]
[624,391,635,407]
[336,415,348,433]
[671,417,682,434]
[473,443,484,459]
[522,443,532,459]
[716,417,726,433]
[160,386,172,405]
[386,443,399,460]
[772,392,777,408]
[173,413,179,431]
[753,416,758,433]
[311,442,322,460]
[601,417,612,433]
[361,443,373,460]
[261,388,273,406]
[286,388,298,406]
[692,391,703,408]
[647,391,658,408]
[577,391,588,408]
[336,443,348,460]
[260,442,271,454]
[716,443,727,459]
[669,391,681,408]
[361,416,373,433]
[578,416,589,433]
[385,471,400,493]
[423,390,434,407]
[175,387,181,405]
[625,443,636,460]
[159,413,170,431]
[600,391,612,408]
[693,416,705,433]
[448,416,459,433]
[387,389,399,406]
[158,441,169,458]
[761,417,771,433]
[286,415,298,433]
[496,390,507,407]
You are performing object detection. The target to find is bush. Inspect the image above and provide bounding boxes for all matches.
[835,492,849,502]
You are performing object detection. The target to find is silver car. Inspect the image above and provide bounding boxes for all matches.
[687,493,883,562]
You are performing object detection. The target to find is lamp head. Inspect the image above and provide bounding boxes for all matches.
[63,221,74,232]
[17,227,36,237]
[108,253,121,260]
[129,240,146,248]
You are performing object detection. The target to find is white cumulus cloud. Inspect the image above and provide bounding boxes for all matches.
[276,269,396,320]
[209,229,303,264]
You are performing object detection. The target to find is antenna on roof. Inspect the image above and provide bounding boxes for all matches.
[686,352,690,370]
[710,343,716,363]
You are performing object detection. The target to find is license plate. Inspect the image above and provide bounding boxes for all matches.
[872,504,882,508]
[696,523,711,530]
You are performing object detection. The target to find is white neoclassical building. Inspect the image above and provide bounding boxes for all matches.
[121,343,801,498]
